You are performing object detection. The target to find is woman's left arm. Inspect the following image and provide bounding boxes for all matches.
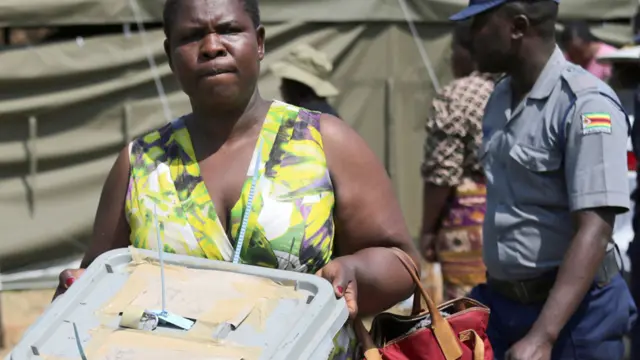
[321,113,420,317]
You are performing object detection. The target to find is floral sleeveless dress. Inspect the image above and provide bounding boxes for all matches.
[124,100,357,359]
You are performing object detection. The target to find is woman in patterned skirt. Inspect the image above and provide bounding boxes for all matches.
[53,0,420,358]
[419,23,497,301]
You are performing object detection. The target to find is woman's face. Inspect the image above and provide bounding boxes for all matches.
[164,0,265,108]
[564,38,592,68]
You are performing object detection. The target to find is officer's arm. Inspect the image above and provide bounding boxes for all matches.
[530,94,629,343]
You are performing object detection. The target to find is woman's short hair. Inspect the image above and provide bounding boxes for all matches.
[560,21,598,47]
[163,0,261,38]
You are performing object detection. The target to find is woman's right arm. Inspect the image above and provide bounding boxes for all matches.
[53,146,132,300]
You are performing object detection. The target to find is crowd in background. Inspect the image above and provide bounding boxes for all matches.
[420,12,640,359]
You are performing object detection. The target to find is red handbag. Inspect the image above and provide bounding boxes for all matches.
[355,248,493,360]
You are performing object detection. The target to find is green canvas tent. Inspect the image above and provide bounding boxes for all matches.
[0,0,636,288]
[0,0,636,26]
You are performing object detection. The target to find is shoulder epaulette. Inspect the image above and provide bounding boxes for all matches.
[560,65,599,94]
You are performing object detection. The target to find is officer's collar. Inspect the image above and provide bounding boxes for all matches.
[528,46,567,100]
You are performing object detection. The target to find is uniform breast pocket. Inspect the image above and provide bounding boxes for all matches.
[508,143,565,204]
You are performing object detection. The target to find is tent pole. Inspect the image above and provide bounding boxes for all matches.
[394,0,440,92]
[123,103,132,144]
[27,115,38,217]
[2,28,8,45]
[384,78,393,177]
[0,269,3,349]
[0,294,3,349]
[128,0,173,123]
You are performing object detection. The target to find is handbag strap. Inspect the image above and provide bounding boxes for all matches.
[470,330,485,360]
[355,318,383,360]
[389,248,463,359]
[356,247,463,360]
[387,248,434,316]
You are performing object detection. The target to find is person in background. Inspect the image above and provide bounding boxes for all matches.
[598,46,640,360]
[419,22,496,301]
[270,43,341,117]
[606,52,640,360]
[560,20,617,81]
[451,0,636,359]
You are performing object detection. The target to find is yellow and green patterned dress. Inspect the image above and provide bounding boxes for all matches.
[125,100,356,359]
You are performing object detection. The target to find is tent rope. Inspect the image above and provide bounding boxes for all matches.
[394,0,441,92]
[127,0,173,123]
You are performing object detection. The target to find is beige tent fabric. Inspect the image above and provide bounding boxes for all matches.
[0,0,636,26]
[555,22,635,46]
[0,22,453,270]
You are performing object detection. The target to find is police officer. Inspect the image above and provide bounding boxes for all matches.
[450,1,637,359]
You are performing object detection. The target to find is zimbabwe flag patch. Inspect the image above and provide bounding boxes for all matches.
[581,112,612,135]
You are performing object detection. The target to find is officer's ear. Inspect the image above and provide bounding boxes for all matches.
[511,14,529,41]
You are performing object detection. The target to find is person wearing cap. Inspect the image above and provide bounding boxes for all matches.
[419,22,496,302]
[270,44,340,117]
[450,1,637,359]
[560,21,618,81]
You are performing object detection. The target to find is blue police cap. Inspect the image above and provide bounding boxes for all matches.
[450,0,560,21]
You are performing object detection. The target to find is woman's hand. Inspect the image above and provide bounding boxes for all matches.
[316,257,358,319]
[53,268,86,301]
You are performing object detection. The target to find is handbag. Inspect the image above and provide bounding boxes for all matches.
[354,247,493,360]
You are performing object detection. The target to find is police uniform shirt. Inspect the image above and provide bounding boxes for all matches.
[481,46,630,281]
